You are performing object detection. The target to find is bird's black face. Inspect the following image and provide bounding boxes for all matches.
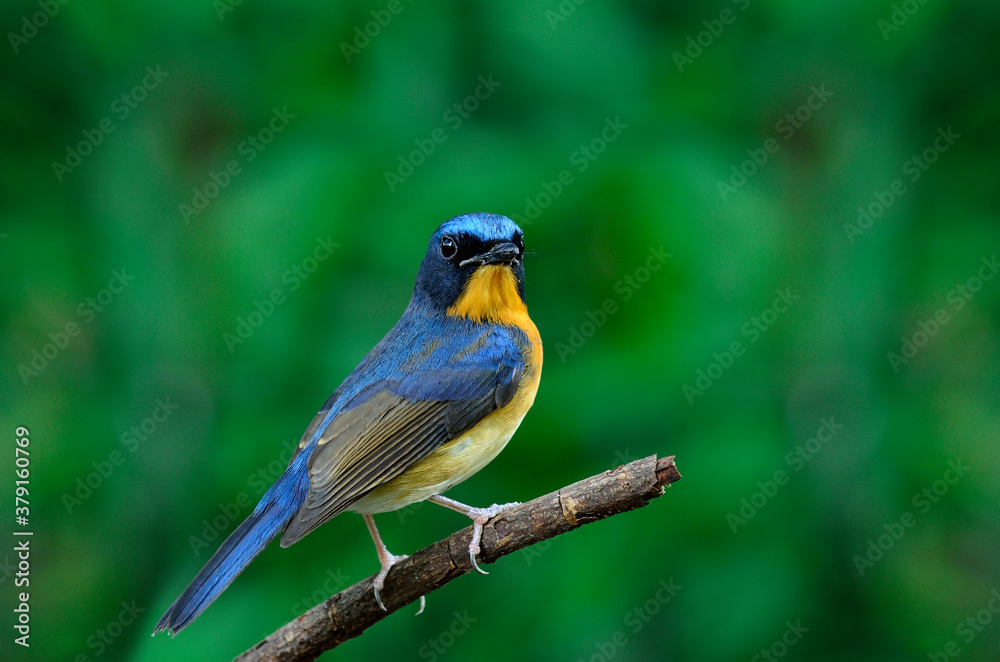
[414,213,526,312]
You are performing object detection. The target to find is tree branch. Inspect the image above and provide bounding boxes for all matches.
[234,454,681,662]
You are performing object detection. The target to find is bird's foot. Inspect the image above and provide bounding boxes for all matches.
[427,495,520,573]
[372,550,408,611]
[363,513,427,614]
[466,501,519,574]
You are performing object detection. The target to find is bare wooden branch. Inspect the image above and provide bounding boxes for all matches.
[234,454,681,662]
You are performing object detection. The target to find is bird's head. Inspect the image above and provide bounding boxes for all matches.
[414,213,528,323]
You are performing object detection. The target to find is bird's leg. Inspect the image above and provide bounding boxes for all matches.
[427,495,520,575]
[363,513,425,613]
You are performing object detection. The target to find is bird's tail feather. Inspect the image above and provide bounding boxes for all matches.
[153,458,309,635]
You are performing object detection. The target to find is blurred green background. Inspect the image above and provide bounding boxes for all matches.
[2,1,999,660]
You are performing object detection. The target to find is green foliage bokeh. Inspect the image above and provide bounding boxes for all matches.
[2,1,999,661]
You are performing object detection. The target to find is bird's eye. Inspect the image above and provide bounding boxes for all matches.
[440,235,457,259]
[514,233,524,252]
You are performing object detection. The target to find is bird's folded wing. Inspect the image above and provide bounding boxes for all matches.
[280,360,522,546]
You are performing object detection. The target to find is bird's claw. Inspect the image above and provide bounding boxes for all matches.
[372,551,408,611]
[467,502,519,575]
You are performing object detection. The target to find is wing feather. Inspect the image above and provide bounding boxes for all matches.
[280,358,521,546]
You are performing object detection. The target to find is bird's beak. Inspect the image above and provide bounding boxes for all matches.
[460,242,520,267]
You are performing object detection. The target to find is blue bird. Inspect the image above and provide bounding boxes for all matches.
[154,213,542,635]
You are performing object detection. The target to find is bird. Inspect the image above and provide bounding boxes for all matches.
[154,212,542,635]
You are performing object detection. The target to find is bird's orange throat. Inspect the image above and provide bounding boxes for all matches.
[448,264,526,325]
[447,264,543,368]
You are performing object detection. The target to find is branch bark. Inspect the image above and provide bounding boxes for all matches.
[234,454,681,662]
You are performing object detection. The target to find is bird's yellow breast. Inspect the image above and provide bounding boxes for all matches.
[350,264,542,514]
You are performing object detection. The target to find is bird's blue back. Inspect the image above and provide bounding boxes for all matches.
[296,296,531,460]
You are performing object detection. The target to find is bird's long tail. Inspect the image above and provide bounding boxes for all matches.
[153,455,310,635]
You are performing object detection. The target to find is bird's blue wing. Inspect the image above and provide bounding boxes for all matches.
[279,326,524,546]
